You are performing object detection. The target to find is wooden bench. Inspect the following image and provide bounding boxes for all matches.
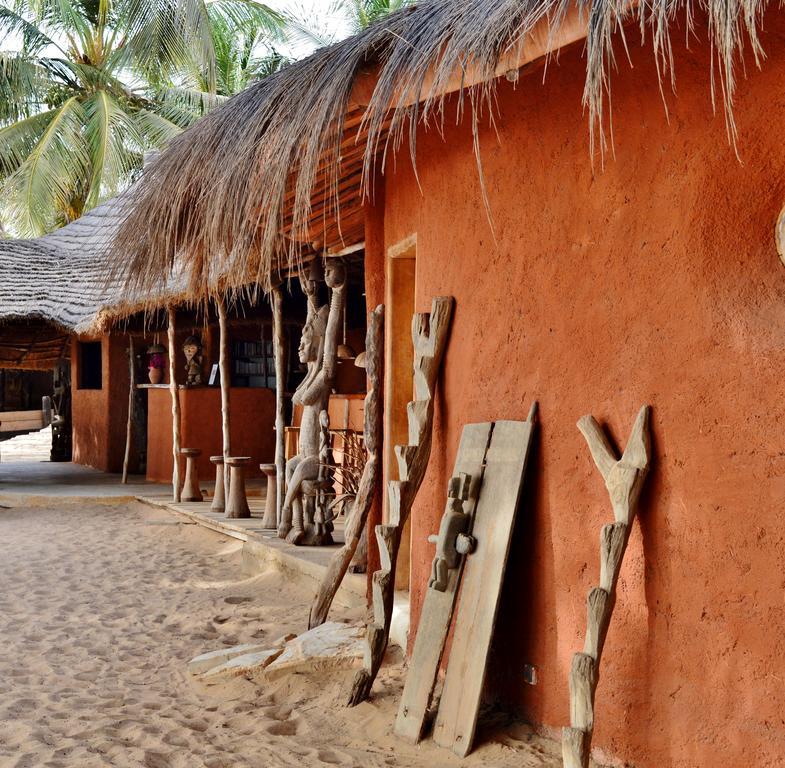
[0,407,52,442]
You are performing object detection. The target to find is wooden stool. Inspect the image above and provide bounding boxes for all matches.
[180,448,203,502]
[210,456,225,513]
[259,463,277,529]
[224,457,251,519]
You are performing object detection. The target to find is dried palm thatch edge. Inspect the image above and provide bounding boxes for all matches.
[108,0,773,301]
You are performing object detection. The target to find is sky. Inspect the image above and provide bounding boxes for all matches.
[268,0,352,55]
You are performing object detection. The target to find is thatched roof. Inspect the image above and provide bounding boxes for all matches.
[0,190,185,369]
[111,0,769,296]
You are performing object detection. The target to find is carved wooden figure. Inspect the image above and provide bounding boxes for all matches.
[309,305,384,629]
[182,335,203,386]
[278,259,346,546]
[562,405,652,768]
[348,296,454,707]
[428,474,475,592]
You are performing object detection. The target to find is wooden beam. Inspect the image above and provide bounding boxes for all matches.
[167,306,182,503]
[121,335,135,484]
[269,286,287,529]
[216,297,232,499]
[350,4,592,108]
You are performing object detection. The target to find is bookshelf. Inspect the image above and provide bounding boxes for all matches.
[231,337,276,388]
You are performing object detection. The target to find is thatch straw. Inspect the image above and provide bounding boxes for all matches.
[110,0,772,296]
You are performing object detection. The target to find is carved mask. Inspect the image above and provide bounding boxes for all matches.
[182,335,202,363]
[324,259,346,289]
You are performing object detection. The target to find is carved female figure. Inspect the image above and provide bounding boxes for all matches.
[278,258,346,545]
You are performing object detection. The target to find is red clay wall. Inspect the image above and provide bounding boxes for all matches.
[71,334,129,473]
[368,12,785,768]
[146,387,276,483]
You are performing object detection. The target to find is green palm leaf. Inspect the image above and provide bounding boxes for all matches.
[84,89,142,207]
[4,95,90,235]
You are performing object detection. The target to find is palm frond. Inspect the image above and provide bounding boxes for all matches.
[84,89,143,207]
[0,108,57,175]
[134,106,183,146]
[4,95,90,236]
[0,5,64,54]
[0,52,46,122]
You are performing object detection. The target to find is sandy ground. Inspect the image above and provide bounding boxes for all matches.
[0,499,563,768]
[0,427,51,463]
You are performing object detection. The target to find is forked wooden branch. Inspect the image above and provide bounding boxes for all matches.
[562,405,651,768]
[309,305,384,629]
[347,296,454,707]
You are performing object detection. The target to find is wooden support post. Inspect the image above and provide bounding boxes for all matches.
[348,296,453,707]
[167,306,182,503]
[271,286,286,528]
[309,305,384,629]
[216,297,231,496]
[562,405,651,768]
[121,335,135,484]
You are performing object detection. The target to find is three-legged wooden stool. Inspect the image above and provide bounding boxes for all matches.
[180,448,203,502]
[259,463,277,529]
[224,456,251,519]
[210,455,225,513]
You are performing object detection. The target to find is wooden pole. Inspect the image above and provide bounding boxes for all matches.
[121,335,135,484]
[309,305,384,628]
[167,306,182,502]
[271,286,286,527]
[216,297,231,496]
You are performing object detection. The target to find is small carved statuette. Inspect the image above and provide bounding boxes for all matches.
[428,473,475,592]
[182,335,203,386]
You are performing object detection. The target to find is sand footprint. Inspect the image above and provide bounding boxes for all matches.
[224,596,252,605]
[316,749,350,765]
[143,750,172,768]
[264,719,299,736]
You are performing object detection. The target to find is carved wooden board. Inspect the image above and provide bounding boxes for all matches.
[394,421,493,744]
[432,412,537,757]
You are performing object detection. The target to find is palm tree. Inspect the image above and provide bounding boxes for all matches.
[0,0,284,236]
[155,10,290,124]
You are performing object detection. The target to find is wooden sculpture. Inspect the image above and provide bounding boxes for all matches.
[279,259,346,545]
[348,296,454,707]
[182,335,203,386]
[309,305,384,629]
[562,405,652,768]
